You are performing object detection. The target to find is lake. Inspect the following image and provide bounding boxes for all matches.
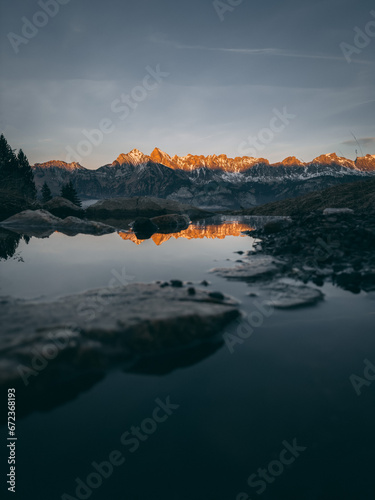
[0,216,374,500]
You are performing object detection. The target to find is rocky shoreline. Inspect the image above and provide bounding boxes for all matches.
[209,179,375,295]
[240,211,375,294]
[0,196,212,236]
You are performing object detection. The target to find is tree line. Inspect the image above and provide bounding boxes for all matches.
[0,134,81,207]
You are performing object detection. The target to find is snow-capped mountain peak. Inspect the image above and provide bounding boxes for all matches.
[32,160,86,171]
[113,149,150,167]
[311,153,356,169]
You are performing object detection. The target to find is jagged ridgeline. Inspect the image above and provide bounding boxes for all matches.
[32,148,375,209]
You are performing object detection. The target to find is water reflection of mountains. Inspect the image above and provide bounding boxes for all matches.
[0,220,255,261]
[120,221,255,246]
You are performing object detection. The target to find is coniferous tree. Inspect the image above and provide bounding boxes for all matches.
[0,134,37,200]
[0,134,18,189]
[0,134,37,220]
[61,181,82,207]
[17,149,36,200]
[41,182,53,203]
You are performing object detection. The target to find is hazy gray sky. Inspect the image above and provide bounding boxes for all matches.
[1,0,374,168]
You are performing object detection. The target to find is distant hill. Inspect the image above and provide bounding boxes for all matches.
[235,178,375,215]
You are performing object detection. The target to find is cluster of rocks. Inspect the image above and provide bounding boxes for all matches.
[212,254,325,308]
[244,210,375,293]
[0,196,210,237]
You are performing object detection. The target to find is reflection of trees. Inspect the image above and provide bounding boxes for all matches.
[0,228,28,260]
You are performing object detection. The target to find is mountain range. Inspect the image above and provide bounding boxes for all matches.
[32,149,375,209]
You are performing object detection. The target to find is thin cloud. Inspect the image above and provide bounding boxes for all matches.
[341,137,375,147]
[172,43,373,65]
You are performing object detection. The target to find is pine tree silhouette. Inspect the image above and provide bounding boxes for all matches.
[42,182,53,203]
[17,149,36,200]
[0,134,19,191]
[61,181,82,207]
[0,134,37,221]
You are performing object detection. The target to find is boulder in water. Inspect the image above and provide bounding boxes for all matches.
[151,214,190,232]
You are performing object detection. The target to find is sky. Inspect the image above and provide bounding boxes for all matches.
[0,0,374,169]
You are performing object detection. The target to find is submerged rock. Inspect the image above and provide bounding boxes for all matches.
[0,283,239,417]
[0,210,115,236]
[259,282,324,308]
[212,255,283,281]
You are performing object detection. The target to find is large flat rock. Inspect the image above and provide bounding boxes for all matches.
[0,284,239,357]
[0,283,239,418]
[0,210,115,236]
[0,209,62,227]
[212,255,284,281]
[260,282,324,308]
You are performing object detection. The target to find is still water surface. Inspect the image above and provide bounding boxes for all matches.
[0,217,374,499]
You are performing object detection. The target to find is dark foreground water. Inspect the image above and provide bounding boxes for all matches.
[0,217,374,500]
